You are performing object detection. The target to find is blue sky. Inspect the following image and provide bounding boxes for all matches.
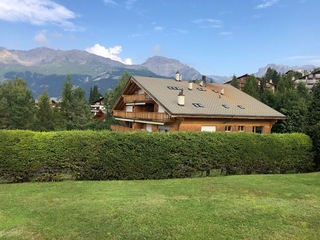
[0,0,319,76]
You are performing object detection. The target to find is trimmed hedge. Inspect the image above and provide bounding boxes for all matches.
[0,130,315,183]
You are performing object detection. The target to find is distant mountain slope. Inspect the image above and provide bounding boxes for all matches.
[1,47,319,98]
[255,64,318,77]
[0,47,159,98]
[141,56,202,80]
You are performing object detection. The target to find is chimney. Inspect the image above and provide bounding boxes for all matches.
[220,88,225,95]
[188,81,193,90]
[175,71,181,81]
[178,89,185,106]
[200,75,206,87]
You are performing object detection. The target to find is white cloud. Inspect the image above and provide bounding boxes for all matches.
[255,0,279,9]
[33,31,50,46]
[154,26,164,32]
[284,55,320,65]
[219,32,233,36]
[51,32,64,38]
[104,0,117,6]
[192,18,223,28]
[125,0,138,10]
[0,0,79,30]
[86,44,132,65]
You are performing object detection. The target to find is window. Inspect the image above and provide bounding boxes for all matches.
[197,87,206,91]
[167,86,180,90]
[158,125,170,133]
[238,126,245,132]
[225,126,232,132]
[222,104,230,109]
[193,103,204,108]
[126,105,133,112]
[253,126,263,134]
[201,126,216,132]
[237,105,245,109]
[212,89,218,93]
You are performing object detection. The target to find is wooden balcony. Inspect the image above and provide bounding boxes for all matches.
[306,79,318,85]
[111,125,140,132]
[113,110,171,122]
[123,94,152,103]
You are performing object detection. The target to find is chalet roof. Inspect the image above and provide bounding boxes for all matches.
[297,70,320,80]
[127,76,285,119]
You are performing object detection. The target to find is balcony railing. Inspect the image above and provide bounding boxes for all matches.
[306,79,318,85]
[123,94,152,103]
[113,110,171,121]
[111,125,140,132]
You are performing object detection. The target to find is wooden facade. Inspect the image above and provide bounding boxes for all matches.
[224,74,276,92]
[112,76,285,134]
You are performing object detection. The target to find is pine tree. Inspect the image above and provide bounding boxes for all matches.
[243,75,260,99]
[35,90,55,131]
[69,87,93,129]
[105,71,130,112]
[230,75,239,89]
[89,85,102,103]
[264,67,280,85]
[60,75,73,129]
[306,82,320,168]
[0,97,10,129]
[0,78,35,130]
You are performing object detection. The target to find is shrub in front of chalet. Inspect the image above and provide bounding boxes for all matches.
[0,130,315,183]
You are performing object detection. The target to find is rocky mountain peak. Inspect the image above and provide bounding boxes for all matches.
[142,56,202,80]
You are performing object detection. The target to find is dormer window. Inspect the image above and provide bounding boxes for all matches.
[167,86,180,90]
[193,103,204,108]
[197,87,206,91]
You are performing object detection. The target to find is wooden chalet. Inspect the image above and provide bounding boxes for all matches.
[111,74,285,133]
[91,97,106,121]
[224,74,276,92]
[292,69,320,90]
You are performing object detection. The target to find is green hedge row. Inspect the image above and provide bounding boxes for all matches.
[0,130,315,183]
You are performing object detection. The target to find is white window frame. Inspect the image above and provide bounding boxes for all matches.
[201,126,216,132]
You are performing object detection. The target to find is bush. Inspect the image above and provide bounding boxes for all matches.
[0,130,315,183]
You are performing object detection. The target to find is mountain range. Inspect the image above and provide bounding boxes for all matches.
[0,47,318,98]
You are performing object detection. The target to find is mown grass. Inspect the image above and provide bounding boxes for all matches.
[0,173,320,240]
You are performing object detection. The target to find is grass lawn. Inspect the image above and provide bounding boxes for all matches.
[0,172,320,240]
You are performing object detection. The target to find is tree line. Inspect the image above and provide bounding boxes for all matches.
[0,69,319,167]
[230,67,320,167]
[0,72,130,132]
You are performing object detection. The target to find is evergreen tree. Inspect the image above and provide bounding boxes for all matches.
[272,89,308,133]
[35,90,55,131]
[264,67,280,85]
[230,75,239,89]
[0,97,10,129]
[306,82,320,168]
[60,75,93,130]
[243,75,260,99]
[105,71,130,112]
[69,87,93,130]
[60,75,73,128]
[89,85,102,103]
[0,78,35,130]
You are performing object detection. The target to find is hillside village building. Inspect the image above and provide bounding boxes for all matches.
[291,69,320,90]
[90,97,106,121]
[111,74,285,133]
[224,74,276,92]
